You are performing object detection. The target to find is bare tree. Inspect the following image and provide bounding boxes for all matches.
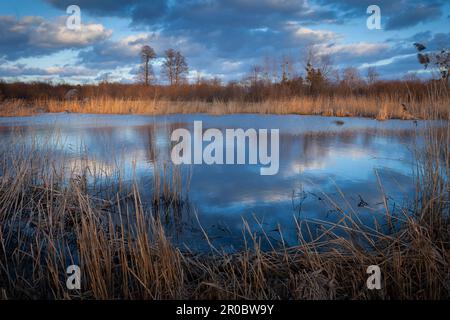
[249,64,263,86]
[280,55,295,84]
[366,67,379,85]
[140,45,156,85]
[403,72,420,82]
[98,72,111,84]
[317,54,333,79]
[162,49,189,85]
[162,49,176,85]
[262,56,273,84]
[342,67,363,88]
[329,68,340,84]
[270,56,280,83]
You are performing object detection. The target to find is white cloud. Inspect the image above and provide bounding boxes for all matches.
[314,42,391,57]
[293,27,336,42]
[0,63,97,77]
[0,15,112,59]
[33,20,112,47]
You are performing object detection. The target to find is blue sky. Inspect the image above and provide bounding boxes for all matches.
[0,0,449,84]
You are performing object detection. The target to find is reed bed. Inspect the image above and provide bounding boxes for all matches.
[0,115,448,300]
[0,95,448,119]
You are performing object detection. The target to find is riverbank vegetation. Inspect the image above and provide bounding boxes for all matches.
[0,79,448,120]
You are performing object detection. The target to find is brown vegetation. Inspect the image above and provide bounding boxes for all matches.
[0,79,448,119]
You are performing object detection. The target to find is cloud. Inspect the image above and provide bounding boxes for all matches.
[367,53,432,79]
[45,0,338,59]
[45,0,333,24]
[45,0,168,21]
[0,63,97,77]
[78,34,153,69]
[0,15,112,60]
[317,42,391,57]
[406,31,450,50]
[77,32,203,70]
[5,0,447,82]
[288,25,337,42]
[317,0,444,30]
[384,3,442,30]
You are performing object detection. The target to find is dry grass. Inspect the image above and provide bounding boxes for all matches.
[0,95,448,119]
[0,115,448,300]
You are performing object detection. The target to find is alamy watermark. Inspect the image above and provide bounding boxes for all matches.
[170,121,280,176]
[66,5,81,30]
[66,264,81,290]
[367,5,381,30]
[366,265,382,290]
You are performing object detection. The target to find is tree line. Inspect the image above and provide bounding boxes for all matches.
[139,46,189,86]
[137,43,448,97]
[0,43,447,102]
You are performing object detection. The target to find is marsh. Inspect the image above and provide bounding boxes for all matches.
[0,113,439,252]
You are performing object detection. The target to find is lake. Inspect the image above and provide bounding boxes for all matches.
[0,113,434,251]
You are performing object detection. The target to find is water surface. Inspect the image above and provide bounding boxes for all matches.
[0,113,432,251]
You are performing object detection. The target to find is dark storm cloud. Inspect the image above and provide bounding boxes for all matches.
[412,32,450,50]
[161,0,336,27]
[71,0,342,74]
[42,0,446,78]
[45,0,336,25]
[317,0,444,30]
[154,1,336,58]
[45,0,338,59]
[384,3,442,29]
[45,0,168,21]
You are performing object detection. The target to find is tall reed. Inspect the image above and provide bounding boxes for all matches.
[0,105,449,300]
